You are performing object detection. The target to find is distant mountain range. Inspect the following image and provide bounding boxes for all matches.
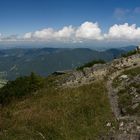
[0,45,136,80]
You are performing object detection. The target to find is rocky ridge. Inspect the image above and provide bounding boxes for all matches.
[62,53,140,87]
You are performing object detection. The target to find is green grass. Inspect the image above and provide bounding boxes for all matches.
[0,79,116,140]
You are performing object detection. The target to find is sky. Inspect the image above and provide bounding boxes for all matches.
[0,0,140,47]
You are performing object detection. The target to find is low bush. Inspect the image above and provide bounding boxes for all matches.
[76,59,106,70]
[121,50,137,57]
[0,72,45,105]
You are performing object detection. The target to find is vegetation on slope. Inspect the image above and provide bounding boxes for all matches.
[0,74,116,140]
[121,50,138,57]
[0,72,45,106]
[76,59,106,70]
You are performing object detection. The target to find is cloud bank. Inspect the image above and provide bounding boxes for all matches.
[1,21,140,45]
[23,22,103,42]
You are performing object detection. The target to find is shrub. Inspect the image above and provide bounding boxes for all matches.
[0,72,45,105]
[76,59,106,70]
[121,50,137,57]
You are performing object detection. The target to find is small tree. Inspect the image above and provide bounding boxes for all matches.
[29,72,44,92]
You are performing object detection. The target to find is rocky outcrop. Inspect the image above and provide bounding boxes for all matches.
[62,54,140,87]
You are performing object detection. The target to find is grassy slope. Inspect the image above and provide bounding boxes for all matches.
[0,76,116,140]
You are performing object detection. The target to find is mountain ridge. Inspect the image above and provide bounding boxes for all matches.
[0,45,136,80]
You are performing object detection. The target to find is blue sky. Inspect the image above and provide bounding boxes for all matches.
[0,0,140,47]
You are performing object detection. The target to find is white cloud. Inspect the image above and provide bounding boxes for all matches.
[105,23,140,41]
[33,28,55,40]
[55,26,75,38]
[76,22,103,40]
[24,32,32,39]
